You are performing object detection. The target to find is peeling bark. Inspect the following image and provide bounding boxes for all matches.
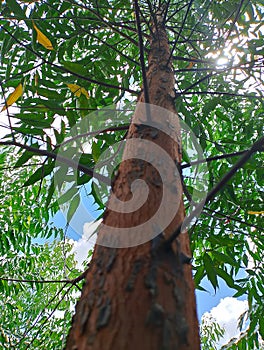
[65,13,200,350]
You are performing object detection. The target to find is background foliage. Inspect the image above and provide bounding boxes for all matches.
[0,0,263,348]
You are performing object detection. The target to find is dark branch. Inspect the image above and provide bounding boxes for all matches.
[165,136,264,246]
[178,91,264,99]
[204,207,263,231]
[1,26,138,95]
[134,0,150,104]
[166,0,194,65]
[0,140,110,185]
[181,149,251,169]
[0,266,89,285]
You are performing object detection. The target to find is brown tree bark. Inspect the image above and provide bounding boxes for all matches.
[66,12,200,350]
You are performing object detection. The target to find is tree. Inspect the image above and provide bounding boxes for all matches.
[0,0,263,349]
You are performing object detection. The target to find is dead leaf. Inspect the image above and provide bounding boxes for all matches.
[1,83,23,112]
[248,211,264,215]
[67,84,89,98]
[33,21,54,50]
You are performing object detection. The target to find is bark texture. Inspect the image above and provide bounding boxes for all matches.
[66,13,200,350]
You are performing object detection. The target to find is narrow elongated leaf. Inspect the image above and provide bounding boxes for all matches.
[15,145,38,167]
[6,0,25,19]
[67,83,82,97]
[212,251,237,266]
[1,83,23,111]
[203,253,218,291]
[214,267,235,289]
[90,181,105,209]
[61,61,87,77]
[58,186,78,205]
[67,193,80,223]
[248,210,264,215]
[33,22,54,50]
[67,83,89,98]
[23,162,54,187]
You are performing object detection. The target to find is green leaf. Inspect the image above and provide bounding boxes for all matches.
[61,61,87,77]
[6,0,25,19]
[58,186,78,205]
[212,251,237,266]
[67,193,80,223]
[23,162,54,187]
[77,173,91,186]
[214,267,235,289]
[194,266,205,287]
[92,141,102,162]
[15,145,38,167]
[203,253,218,291]
[202,98,218,115]
[90,181,105,209]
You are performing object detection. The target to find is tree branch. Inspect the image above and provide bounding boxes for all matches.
[178,91,264,99]
[204,207,263,231]
[134,0,150,104]
[166,0,194,65]
[0,266,89,285]
[1,26,138,95]
[165,135,264,246]
[0,140,110,185]
[181,149,251,169]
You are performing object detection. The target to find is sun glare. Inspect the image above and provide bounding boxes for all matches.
[216,56,229,67]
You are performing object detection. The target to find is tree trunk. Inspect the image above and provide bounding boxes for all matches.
[66,13,200,350]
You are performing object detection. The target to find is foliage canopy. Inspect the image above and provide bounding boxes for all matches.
[0,0,263,348]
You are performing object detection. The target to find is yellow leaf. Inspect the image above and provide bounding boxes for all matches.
[67,84,82,97]
[186,62,194,69]
[248,211,264,215]
[80,87,89,99]
[67,84,89,99]
[33,21,54,50]
[1,83,23,112]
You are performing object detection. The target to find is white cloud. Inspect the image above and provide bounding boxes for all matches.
[204,297,248,348]
[71,219,101,269]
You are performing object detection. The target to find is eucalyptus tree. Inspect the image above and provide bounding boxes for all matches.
[0,0,263,349]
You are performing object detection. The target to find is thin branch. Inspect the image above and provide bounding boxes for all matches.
[0,140,110,185]
[134,0,150,104]
[178,91,264,99]
[3,62,44,84]
[16,282,68,346]
[204,207,263,231]
[165,3,189,23]
[166,0,195,65]
[165,136,264,246]
[177,72,213,95]
[162,0,171,24]
[1,26,138,95]
[172,55,214,64]
[74,20,140,67]
[0,266,89,285]
[185,0,211,43]
[58,124,129,148]
[65,0,140,48]
[176,57,264,96]
[224,0,246,43]
[181,149,250,169]
[146,0,159,32]
[25,285,74,349]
